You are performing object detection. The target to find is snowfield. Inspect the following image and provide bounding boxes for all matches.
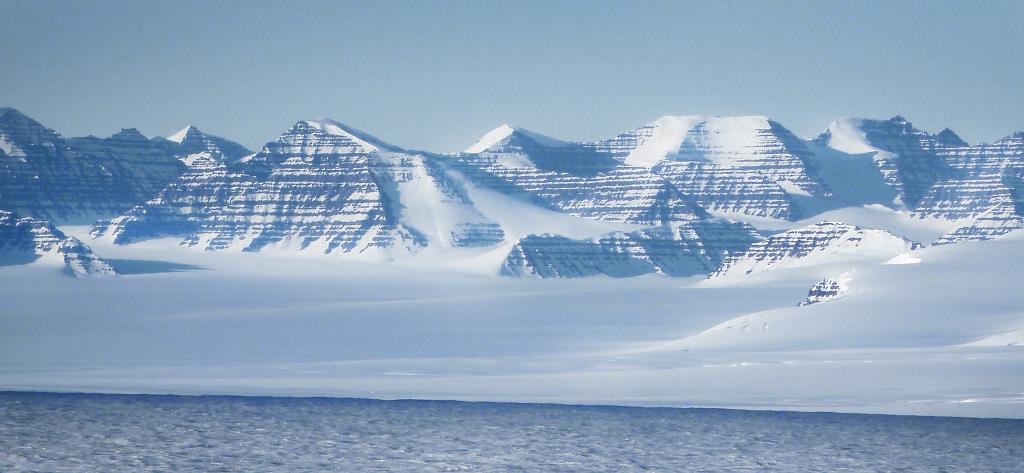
[1,228,1022,419]
[3,108,1023,418]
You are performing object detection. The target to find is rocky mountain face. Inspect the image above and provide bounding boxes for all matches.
[593,116,831,219]
[0,109,253,225]
[817,116,955,208]
[159,125,251,161]
[934,202,1024,245]
[502,220,763,278]
[4,107,1022,279]
[710,222,921,279]
[453,124,707,224]
[94,119,503,254]
[0,209,114,276]
[650,161,798,219]
[911,172,1016,221]
[798,278,846,306]
[820,117,1023,216]
[930,131,1024,239]
[0,108,185,223]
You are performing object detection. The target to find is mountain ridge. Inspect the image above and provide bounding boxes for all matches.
[3,107,1022,279]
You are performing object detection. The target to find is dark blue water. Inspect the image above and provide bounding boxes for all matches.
[2,392,1022,472]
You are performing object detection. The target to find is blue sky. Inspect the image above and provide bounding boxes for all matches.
[2,0,1022,151]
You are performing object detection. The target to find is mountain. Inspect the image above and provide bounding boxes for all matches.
[798,277,846,306]
[0,109,264,224]
[650,161,798,219]
[816,116,955,209]
[0,209,114,276]
[0,108,185,223]
[936,131,1024,221]
[94,119,503,254]
[453,124,707,224]
[592,116,832,219]
[940,131,1024,176]
[934,201,1024,245]
[934,128,967,147]
[815,116,1024,236]
[709,222,920,279]
[159,125,251,161]
[502,219,763,278]
[911,172,1016,221]
[3,107,1017,278]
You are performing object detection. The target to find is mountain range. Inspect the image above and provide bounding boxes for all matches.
[2,108,1021,278]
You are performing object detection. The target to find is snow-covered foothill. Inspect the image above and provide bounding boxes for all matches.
[708,222,920,280]
[0,210,114,276]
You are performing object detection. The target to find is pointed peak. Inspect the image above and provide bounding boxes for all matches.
[0,107,43,127]
[165,125,251,159]
[935,128,967,146]
[299,118,398,152]
[0,107,22,119]
[465,124,569,153]
[465,124,516,153]
[166,124,199,144]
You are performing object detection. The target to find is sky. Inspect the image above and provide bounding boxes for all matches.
[2,0,1023,152]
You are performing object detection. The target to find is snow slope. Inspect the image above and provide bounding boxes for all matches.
[709,222,920,280]
[650,233,1024,352]
[3,110,1024,418]
[1,228,1021,418]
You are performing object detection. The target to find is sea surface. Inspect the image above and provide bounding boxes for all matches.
[2,392,1022,472]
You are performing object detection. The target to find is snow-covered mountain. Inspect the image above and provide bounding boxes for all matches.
[0,209,114,276]
[0,108,256,226]
[816,116,955,209]
[158,125,251,161]
[4,107,1022,278]
[817,117,1023,215]
[453,124,707,224]
[502,219,763,278]
[593,116,831,219]
[93,119,504,254]
[709,222,920,279]
[934,201,1024,245]
[0,108,184,223]
[798,277,846,306]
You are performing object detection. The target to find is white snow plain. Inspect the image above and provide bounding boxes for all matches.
[1,228,1022,419]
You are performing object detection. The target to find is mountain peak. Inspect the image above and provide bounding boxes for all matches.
[0,107,47,130]
[301,118,398,152]
[166,125,198,144]
[465,124,515,153]
[162,124,251,160]
[0,107,21,120]
[935,128,967,146]
[110,128,149,142]
[465,124,569,153]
